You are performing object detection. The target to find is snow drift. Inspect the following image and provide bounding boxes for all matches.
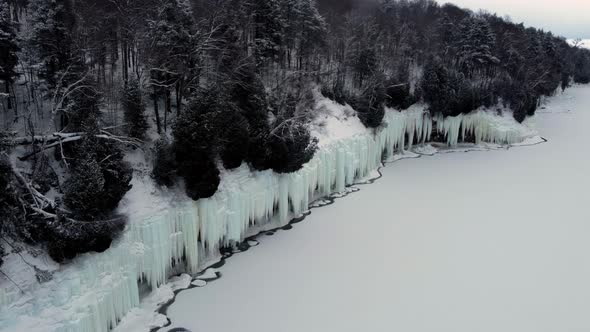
[0,104,537,332]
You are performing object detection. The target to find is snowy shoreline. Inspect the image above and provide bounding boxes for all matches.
[0,101,539,332]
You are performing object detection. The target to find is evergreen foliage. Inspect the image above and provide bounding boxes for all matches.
[266,126,318,173]
[152,138,177,187]
[455,17,500,76]
[219,111,250,170]
[63,143,106,219]
[122,79,149,139]
[63,135,132,220]
[0,154,22,262]
[46,215,126,262]
[172,91,222,200]
[574,50,590,84]
[28,0,76,89]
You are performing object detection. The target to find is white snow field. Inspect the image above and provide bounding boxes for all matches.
[0,86,574,332]
[163,86,590,332]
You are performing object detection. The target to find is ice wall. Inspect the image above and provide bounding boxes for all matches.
[0,107,535,332]
[433,109,535,147]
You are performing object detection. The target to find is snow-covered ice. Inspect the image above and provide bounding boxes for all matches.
[191,280,206,287]
[163,86,590,332]
[112,274,191,332]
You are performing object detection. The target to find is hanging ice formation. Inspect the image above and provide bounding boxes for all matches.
[0,107,535,332]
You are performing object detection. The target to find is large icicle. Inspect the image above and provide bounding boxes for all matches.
[435,109,536,147]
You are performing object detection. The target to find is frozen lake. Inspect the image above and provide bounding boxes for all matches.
[165,86,590,332]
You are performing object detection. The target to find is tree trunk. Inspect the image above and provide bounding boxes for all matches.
[176,82,182,116]
[5,81,12,111]
[59,94,68,131]
[12,6,19,23]
[122,41,128,82]
[153,92,162,134]
[131,46,136,74]
[164,90,171,132]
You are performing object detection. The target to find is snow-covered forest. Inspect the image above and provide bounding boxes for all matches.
[1,0,589,265]
[1,0,590,329]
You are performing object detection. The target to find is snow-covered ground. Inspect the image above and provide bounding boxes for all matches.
[164,85,590,332]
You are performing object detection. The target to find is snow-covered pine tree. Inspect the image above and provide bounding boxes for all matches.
[63,140,106,220]
[455,17,500,77]
[28,0,76,90]
[574,49,590,84]
[226,63,272,171]
[421,58,460,116]
[152,138,177,187]
[148,0,197,118]
[250,0,285,67]
[50,136,128,262]
[172,88,222,199]
[0,153,23,265]
[122,78,148,139]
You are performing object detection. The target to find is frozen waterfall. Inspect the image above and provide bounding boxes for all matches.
[0,107,536,332]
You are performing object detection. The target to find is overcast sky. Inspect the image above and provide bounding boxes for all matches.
[436,0,590,39]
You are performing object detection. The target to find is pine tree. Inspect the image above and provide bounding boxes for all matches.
[62,134,132,220]
[0,154,21,258]
[122,79,149,139]
[226,64,272,171]
[148,0,197,116]
[219,111,250,170]
[249,0,285,66]
[266,126,318,173]
[63,141,106,220]
[95,140,133,212]
[172,89,222,199]
[574,49,590,84]
[421,59,452,115]
[455,17,500,76]
[59,73,132,221]
[152,138,177,187]
[28,0,76,89]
